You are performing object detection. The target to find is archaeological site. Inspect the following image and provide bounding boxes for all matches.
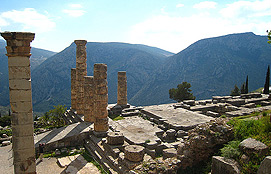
[1,32,271,174]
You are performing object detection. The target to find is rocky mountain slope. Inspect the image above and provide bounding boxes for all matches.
[1,33,271,112]
[130,32,271,105]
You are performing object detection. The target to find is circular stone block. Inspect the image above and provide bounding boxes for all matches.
[107,132,124,145]
[124,145,145,162]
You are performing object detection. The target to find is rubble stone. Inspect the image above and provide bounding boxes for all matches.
[257,156,271,174]
[211,156,240,174]
[239,138,269,157]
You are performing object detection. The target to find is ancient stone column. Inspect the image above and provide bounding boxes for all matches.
[93,64,109,133]
[71,68,77,110]
[74,40,87,115]
[84,76,94,122]
[117,71,127,106]
[1,32,36,174]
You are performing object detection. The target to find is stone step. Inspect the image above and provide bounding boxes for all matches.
[63,112,74,125]
[67,110,83,123]
[85,137,121,174]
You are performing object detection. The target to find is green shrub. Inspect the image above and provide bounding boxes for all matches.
[0,129,12,136]
[0,115,11,127]
[220,141,241,160]
[112,116,124,121]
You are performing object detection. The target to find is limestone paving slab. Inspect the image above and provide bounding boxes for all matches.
[142,103,214,130]
[109,116,162,145]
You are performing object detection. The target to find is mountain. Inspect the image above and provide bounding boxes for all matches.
[0,39,56,107]
[129,32,271,105]
[1,33,271,112]
[31,42,173,112]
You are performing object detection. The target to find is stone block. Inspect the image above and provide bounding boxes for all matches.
[2,140,11,146]
[8,56,30,67]
[124,145,145,162]
[11,112,33,125]
[9,79,31,90]
[14,159,36,174]
[13,148,35,163]
[12,136,34,149]
[8,66,31,79]
[163,148,177,159]
[10,101,32,113]
[107,132,124,145]
[12,124,34,137]
[239,138,269,157]
[9,89,32,102]
[257,156,271,174]
[94,123,109,132]
[211,156,240,174]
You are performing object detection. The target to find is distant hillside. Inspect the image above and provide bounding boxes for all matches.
[31,42,173,112]
[130,32,271,105]
[1,33,271,112]
[0,39,55,107]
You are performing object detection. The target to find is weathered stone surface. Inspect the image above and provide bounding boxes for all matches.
[1,31,36,174]
[183,100,195,106]
[211,156,240,174]
[84,76,94,122]
[239,138,269,157]
[162,129,176,142]
[107,132,124,145]
[117,71,127,106]
[163,148,177,159]
[176,130,188,138]
[124,145,145,162]
[71,68,77,110]
[94,64,108,132]
[257,156,271,174]
[2,140,11,146]
[75,40,87,115]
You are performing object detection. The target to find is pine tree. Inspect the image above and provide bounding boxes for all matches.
[230,85,240,96]
[169,82,196,102]
[240,83,246,94]
[245,75,248,94]
[263,65,270,94]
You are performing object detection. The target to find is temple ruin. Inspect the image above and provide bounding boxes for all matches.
[1,33,271,174]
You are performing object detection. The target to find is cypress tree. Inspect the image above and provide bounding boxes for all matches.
[245,75,248,94]
[263,65,270,94]
[240,83,246,94]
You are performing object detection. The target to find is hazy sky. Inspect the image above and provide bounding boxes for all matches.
[0,0,270,53]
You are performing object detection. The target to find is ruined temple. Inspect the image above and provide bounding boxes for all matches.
[1,32,271,174]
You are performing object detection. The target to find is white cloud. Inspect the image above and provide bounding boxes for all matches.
[69,4,83,8]
[0,17,9,27]
[128,11,271,53]
[63,3,85,17]
[62,9,86,17]
[220,0,271,18]
[193,1,217,9]
[176,4,184,8]
[0,8,55,33]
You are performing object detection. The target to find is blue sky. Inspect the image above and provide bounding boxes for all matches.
[0,0,271,53]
